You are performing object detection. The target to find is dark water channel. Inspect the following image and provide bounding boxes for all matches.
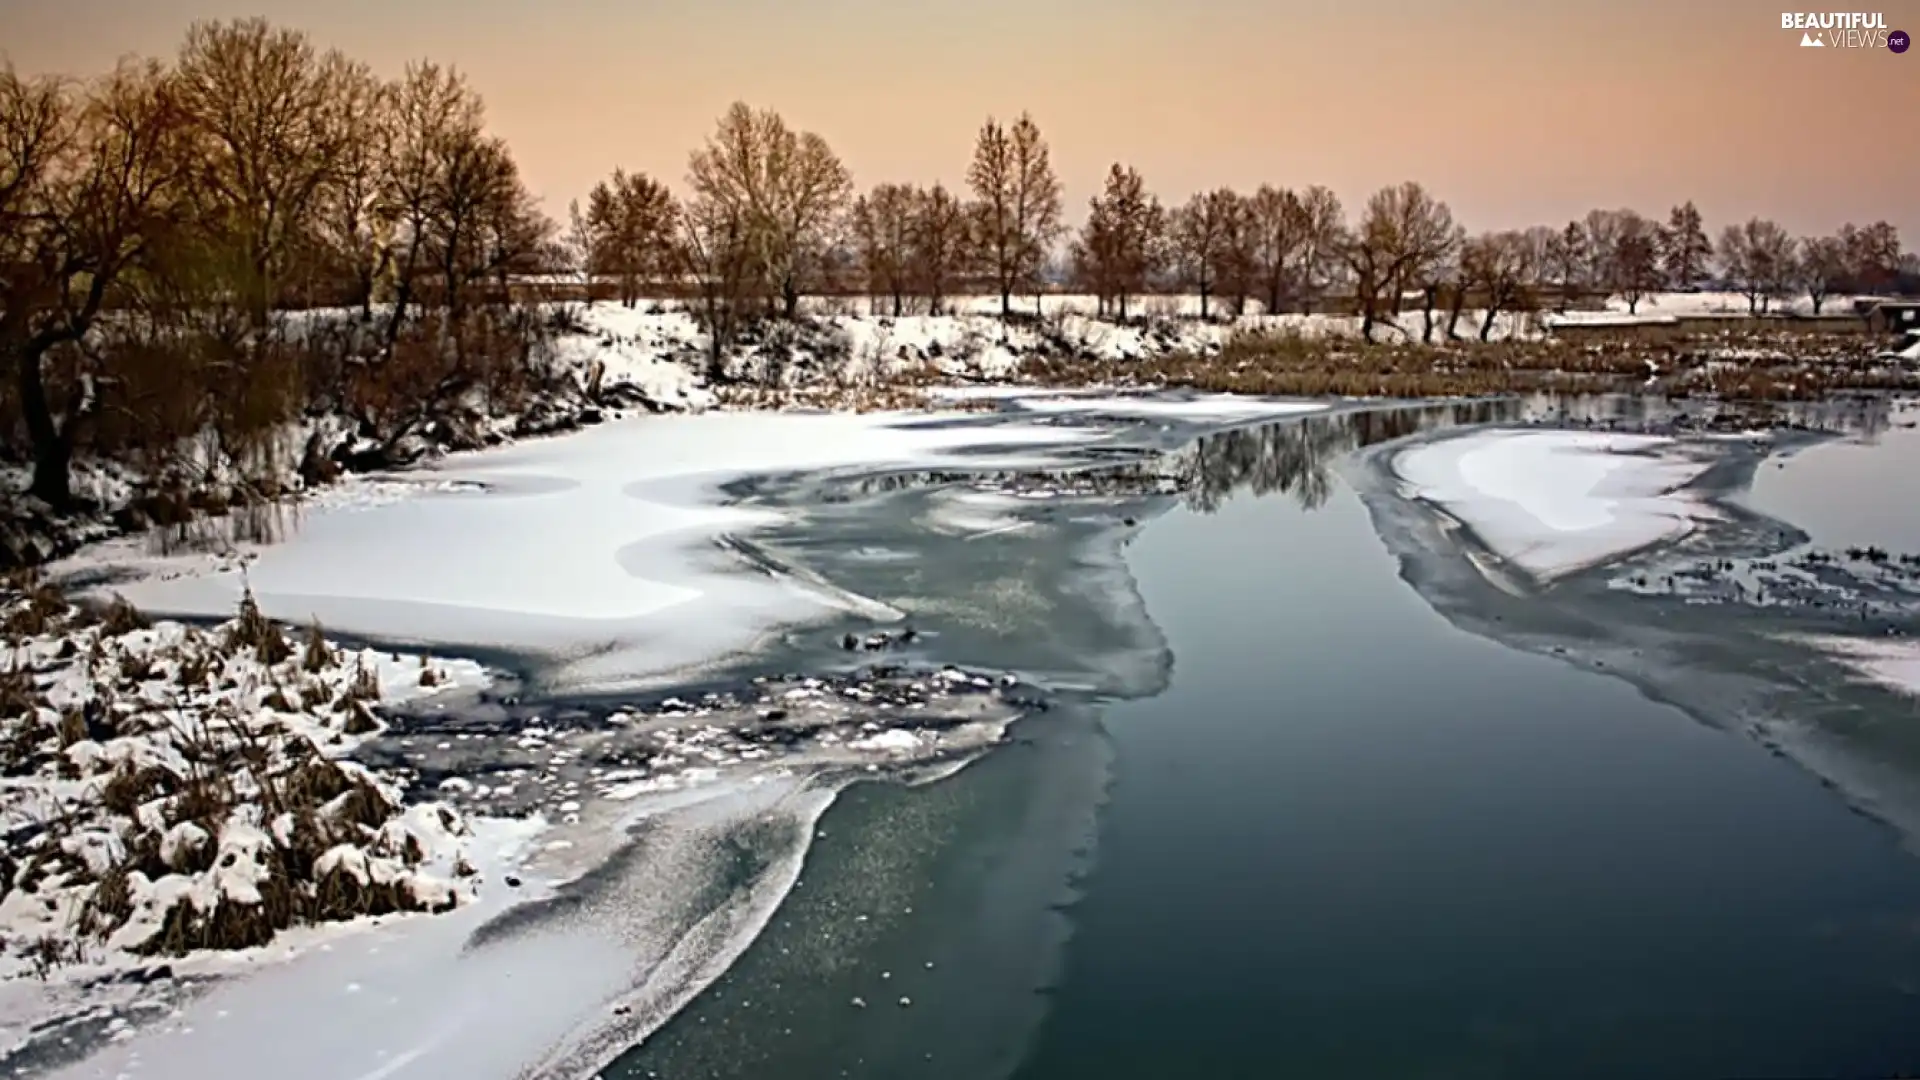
[606,397,1920,1080]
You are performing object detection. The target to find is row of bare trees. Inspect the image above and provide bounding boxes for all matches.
[579,100,1913,353]
[1071,183,1911,336]
[2,20,555,507]
[5,16,1917,510]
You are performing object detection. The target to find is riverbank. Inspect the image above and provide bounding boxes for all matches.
[3,393,1323,1079]
[6,295,1910,575]
[11,389,1920,1079]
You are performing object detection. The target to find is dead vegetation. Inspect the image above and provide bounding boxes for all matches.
[1017,324,1916,402]
[0,576,478,975]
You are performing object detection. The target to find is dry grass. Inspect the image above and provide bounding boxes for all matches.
[1015,325,1916,402]
[1,581,469,967]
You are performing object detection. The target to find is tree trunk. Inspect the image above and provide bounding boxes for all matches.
[703,295,728,384]
[1199,288,1210,320]
[1479,302,1500,342]
[1627,294,1639,314]
[16,343,73,508]
[1001,287,1012,318]
[1421,287,1439,344]
[1446,292,1467,339]
[1812,293,1825,315]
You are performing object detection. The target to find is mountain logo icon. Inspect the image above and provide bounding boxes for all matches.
[1801,31,1825,45]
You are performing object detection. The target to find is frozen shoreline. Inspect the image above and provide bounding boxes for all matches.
[1389,428,1726,584]
[55,403,1314,695]
[1363,410,1920,846]
[19,394,1323,1080]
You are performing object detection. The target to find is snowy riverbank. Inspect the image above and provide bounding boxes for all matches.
[9,393,1325,1079]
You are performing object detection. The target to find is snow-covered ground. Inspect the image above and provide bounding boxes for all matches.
[0,587,525,1067]
[1794,635,1920,699]
[560,301,1541,386]
[59,401,1322,695]
[57,414,1092,694]
[1599,291,1870,318]
[1390,429,1724,583]
[13,391,1326,1080]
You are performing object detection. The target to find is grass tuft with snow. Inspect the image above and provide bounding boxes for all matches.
[0,577,490,980]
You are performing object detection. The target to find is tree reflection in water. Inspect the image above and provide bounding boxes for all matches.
[1176,400,1521,513]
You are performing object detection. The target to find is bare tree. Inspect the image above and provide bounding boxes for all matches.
[674,195,754,382]
[908,182,969,315]
[848,183,914,316]
[314,65,392,318]
[965,112,1062,317]
[378,62,484,347]
[1211,191,1255,317]
[175,18,358,323]
[426,128,533,323]
[1797,234,1849,314]
[1718,217,1794,312]
[1580,208,1623,302]
[1293,185,1345,314]
[1345,182,1454,342]
[1464,231,1538,341]
[1246,185,1302,315]
[1543,222,1585,311]
[688,102,852,319]
[1612,210,1663,314]
[1169,188,1235,318]
[585,168,675,307]
[1839,221,1902,293]
[1,59,190,505]
[1661,201,1712,288]
[1071,163,1162,319]
[564,198,595,301]
[1409,222,1464,344]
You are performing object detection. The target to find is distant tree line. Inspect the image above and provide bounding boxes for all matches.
[3,17,1917,511]
[580,110,1914,346]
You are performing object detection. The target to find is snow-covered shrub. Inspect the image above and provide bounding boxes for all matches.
[0,581,487,975]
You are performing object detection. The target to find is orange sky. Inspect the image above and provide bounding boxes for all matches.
[4,0,1914,240]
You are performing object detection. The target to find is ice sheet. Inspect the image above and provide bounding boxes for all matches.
[63,412,1113,691]
[1798,635,1920,698]
[1006,394,1327,421]
[1392,429,1718,581]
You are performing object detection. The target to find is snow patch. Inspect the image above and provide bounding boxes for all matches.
[1392,429,1720,582]
[64,411,1117,691]
[1796,635,1920,698]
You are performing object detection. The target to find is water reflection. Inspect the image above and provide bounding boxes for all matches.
[1175,400,1522,513]
[1176,392,1897,518]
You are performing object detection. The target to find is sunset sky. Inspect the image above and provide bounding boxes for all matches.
[4,0,1914,240]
